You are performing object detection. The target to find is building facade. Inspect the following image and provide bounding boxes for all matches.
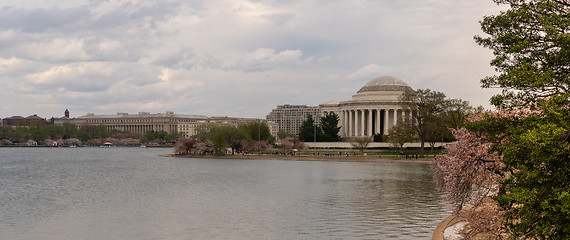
[320,76,414,138]
[177,116,278,138]
[69,112,209,136]
[266,104,321,136]
[2,115,50,126]
[67,111,278,138]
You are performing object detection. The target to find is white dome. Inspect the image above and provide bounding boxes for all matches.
[357,76,413,93]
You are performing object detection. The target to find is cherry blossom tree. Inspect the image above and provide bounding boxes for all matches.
[174,138,198,155]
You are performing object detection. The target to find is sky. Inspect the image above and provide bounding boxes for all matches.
[0,0,505,119]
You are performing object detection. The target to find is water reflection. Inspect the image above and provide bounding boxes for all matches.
[0,148,450,240]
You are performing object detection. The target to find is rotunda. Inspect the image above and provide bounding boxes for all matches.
[320,76,414,138]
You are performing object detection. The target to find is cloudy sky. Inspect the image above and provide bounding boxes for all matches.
[0,0,504,119]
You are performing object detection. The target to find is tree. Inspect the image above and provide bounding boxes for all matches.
[61,122,79,139]
[494,102,570,239]
[0,125,13,140]
[174,138,198,155]
[351,136,372,155]
[251,140,268,154]
[194,123,244,155]
[400,89,447,157]
[455,1,570,238]
[385,120,416,151]
[425,120,448,152]
[277,130,293,140]
[320,112,341,142]
[238,121,272,142]
[194,141,214,155]
[443,98,473,130]
[280,138,294,153]
[298,114,320,142]
[474,0,570,110]
[219,124,244,155]
[77,131,91,143]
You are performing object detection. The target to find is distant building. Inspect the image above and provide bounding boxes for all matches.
[51,109,73,124]
[266,104,321,136]
[69,111,279,138]
[70,112,209,136]
[2,114,50,126]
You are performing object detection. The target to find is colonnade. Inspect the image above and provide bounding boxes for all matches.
[98,124,170,136]
[326,108,413,138]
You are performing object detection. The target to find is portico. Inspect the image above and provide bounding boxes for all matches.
[320,76,414,138]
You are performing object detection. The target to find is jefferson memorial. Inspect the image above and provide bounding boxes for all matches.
[320,76,414,138]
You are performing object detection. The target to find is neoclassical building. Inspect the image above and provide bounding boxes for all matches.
[62,111,278,138]
[320,76,414,138]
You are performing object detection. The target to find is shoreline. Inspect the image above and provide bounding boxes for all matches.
[164,153,433,164]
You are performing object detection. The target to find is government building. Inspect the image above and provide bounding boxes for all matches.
[61,112,278,138]
[320,76,414,138]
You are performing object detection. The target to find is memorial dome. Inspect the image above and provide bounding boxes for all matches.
[357,76,413,93]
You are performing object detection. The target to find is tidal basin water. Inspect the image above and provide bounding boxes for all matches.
[0,147,451,240]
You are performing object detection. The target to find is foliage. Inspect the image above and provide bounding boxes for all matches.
[298,114,320,142]
[432,122,504,214]
[400,89,447,157]
[298,113,341,142]
[279,137,294,153]
[424,120,448,151]
[276,130,293,140]
[174,138,198,155]
[494,99,570,239]
[469,0,570,238]
[293,140,306,151]
[194,141,214,154]
[432,113,507,239]
[443,99,473,130]
[320,112,341,142]
[0,122,115,144]
[238,121,272,142]
[142,130,176,143]
[351,136,372,155]
[385,120,416,151]
[220,124,244,155]
[194,123,244,155]
[278,137,305,153]
[474,0,570,109]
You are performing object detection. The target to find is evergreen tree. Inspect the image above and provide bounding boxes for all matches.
[298,114,320,142]
[320,112,341,142]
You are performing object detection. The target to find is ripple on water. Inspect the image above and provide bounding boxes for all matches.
[0,148,451,240]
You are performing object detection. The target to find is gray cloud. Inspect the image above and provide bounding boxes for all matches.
[0,0,503,118]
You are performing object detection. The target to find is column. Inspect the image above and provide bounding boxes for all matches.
[376,109,381,135]
[384,109,390,134]
[389,109,395,130]
[346,110,354,137]
[392,109,398,126]
[343,110,347,137]
[359,110,362,136]
[367,109,373,136]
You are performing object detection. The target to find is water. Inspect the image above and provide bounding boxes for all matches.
[0,147,451,240]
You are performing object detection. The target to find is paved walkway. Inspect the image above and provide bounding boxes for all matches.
[432,214,466,240]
